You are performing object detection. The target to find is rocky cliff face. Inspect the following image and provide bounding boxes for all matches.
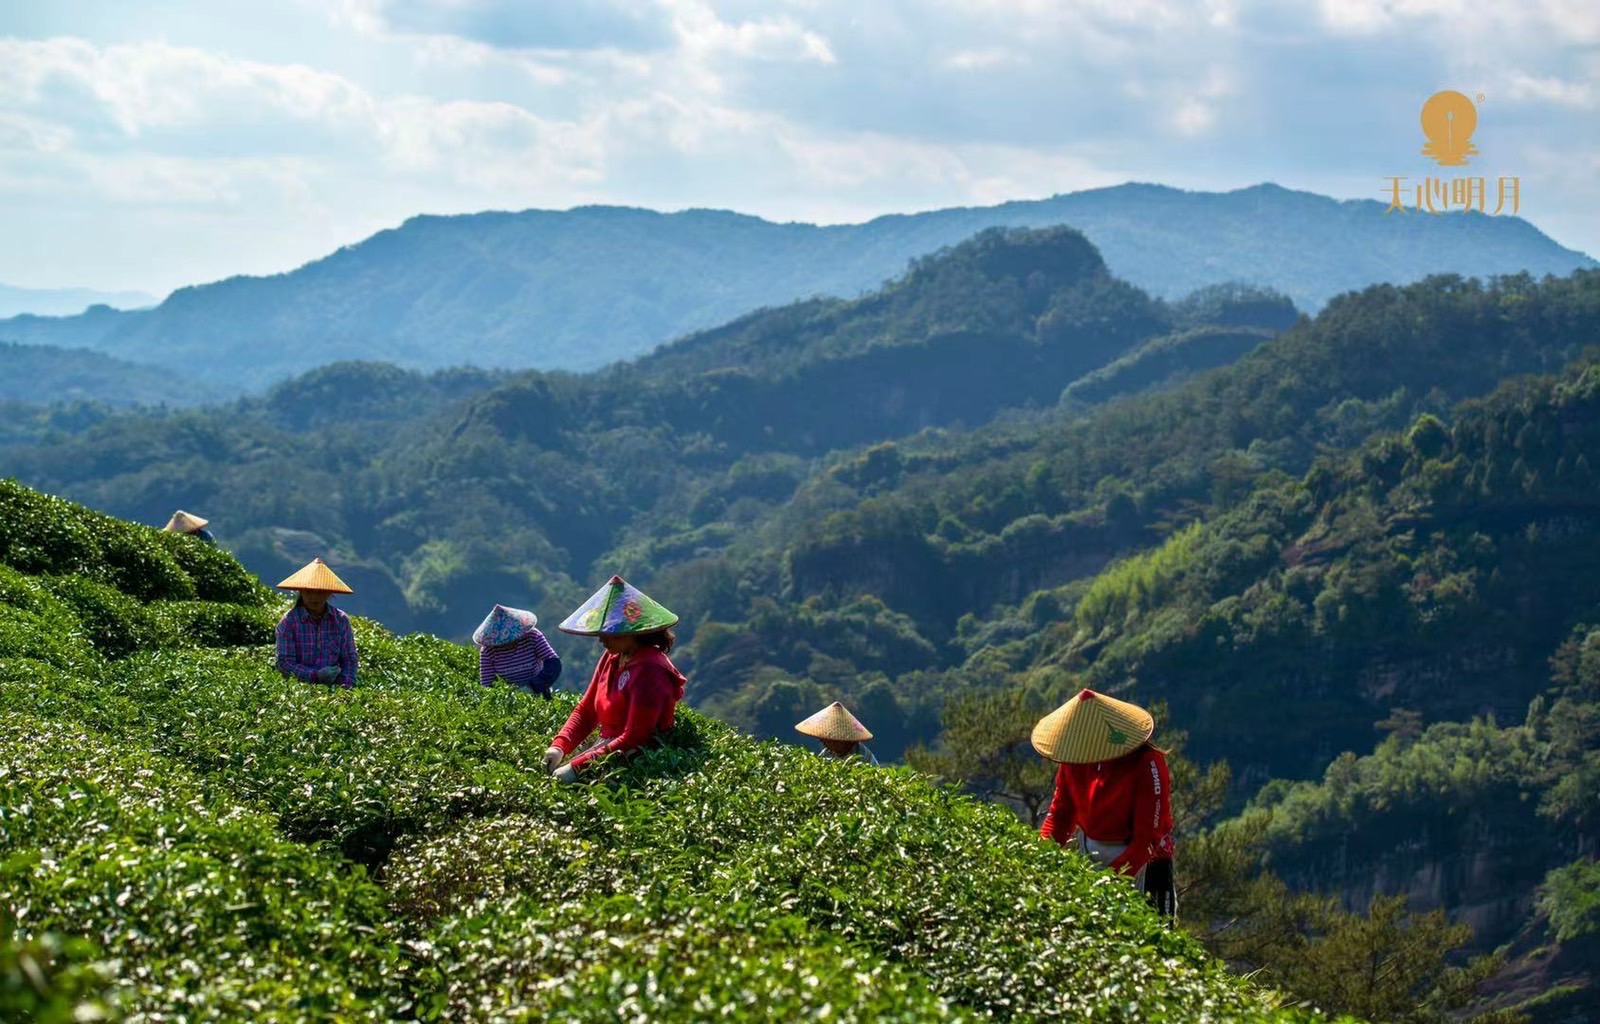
[1272,800,1577,951]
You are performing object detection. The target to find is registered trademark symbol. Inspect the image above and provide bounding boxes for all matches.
[1477,93,1486,103]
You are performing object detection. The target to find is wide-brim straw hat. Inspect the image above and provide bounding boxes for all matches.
[796,701,873,742]
[473,604,539,647]
[559,575,678,636]
[275,557,354,594]
[1031,688,1154,764]
[163,510,209,533]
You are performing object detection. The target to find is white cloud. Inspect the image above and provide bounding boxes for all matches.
[942,48,1026,72]
[0,112,73,155]
[1505,73,1595,109]
[665,3,837,65]
[0,38,374,137]
[1171,99,1217,137]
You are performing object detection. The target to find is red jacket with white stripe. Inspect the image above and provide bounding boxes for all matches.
[1039,745,1174,875]
[551,648,685,772]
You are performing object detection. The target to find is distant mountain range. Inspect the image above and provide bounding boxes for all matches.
[0,342,221,408]
[0,182,1591,396]
[0,281,156,318]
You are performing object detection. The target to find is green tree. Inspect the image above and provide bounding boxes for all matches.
[906,686,1058,825]
[1270,895,1523,1024]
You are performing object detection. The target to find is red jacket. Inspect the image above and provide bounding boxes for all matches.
[1039,745,1174,875]
[552,648,686,772]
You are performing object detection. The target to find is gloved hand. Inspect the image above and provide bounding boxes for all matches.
[542,746,564,773]
[314,665,340,684]
[553,763,578,785]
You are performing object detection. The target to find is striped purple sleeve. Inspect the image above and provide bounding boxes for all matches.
[526,629,558,662]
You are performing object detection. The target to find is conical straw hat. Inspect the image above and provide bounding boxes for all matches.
[1031,688,1153,764]
[275,557,354,594]
[795,701,873,742]
[473,604,539,647]
[559,575,678,636]
[163,510,209,533]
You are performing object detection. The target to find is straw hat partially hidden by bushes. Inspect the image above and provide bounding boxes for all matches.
[796,702,874,743]
[796,701,880,766]
[1031,688,1154,764]
[163,510,209,534]
[276,558,354,594]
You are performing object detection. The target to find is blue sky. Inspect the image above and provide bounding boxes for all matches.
[1,0,1595,296]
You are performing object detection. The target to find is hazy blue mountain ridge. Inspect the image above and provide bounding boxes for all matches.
[0,281,156,318]
[0,182,1588,395]
[0,342,222,408]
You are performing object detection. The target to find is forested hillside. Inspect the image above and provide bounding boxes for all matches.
[927,356,1600,774]
[0,342,222,407]
[1235,622,1600,1022]
[0,227,1288,636]
[678,270,1600,752]
[0,182,1588,392]
[0,479,1318,1022]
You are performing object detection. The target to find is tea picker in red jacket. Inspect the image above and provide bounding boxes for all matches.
[542,576,686,784]
[1034,688,1177,920]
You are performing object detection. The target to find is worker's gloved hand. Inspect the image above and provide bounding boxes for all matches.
[542,746,563,773]
[314,665,340,684]
[552,763,578,785]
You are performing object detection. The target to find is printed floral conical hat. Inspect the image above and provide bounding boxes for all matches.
[163,510,209,533]
[473,604,539,647]
[275,557,354,594]
[558,575,678,636]
[795,701,873,742]
[1031,688,1154,764]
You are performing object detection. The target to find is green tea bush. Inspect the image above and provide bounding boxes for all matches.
[0,478,256,606]
[0,482,101,578]
[0,563,76,620]
[0,914,116,1024]
[355,618,482,689]
[87,649,571,865]
[98,520,196,602]
[413,895,966,1023]
[143,601,278,649]
[156,532,272,606]
[384,727,1295,1021]
[0,713,412,1020]
[6,642,1324,1020]
[387,814,616,919]
[0,658,137,736]
[0,604,97,674]
[44,575,165,659]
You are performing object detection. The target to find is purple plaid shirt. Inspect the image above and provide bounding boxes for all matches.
[275,603,358,689]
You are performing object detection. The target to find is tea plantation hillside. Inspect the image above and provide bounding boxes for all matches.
[0,479,1336,1021]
